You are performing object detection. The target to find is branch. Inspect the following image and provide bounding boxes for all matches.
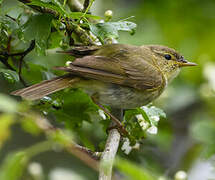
[83,0,90,12]
[71,22,96,45]
[18,0,59,18]
[0,40,35,86]
[18,0,96,46]
[18,111,100,170]
[67,0,84,12]
[99,108,122,180]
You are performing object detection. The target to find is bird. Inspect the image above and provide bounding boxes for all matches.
[11,44,196,110]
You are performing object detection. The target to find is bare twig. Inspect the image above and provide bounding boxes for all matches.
[92,97,127,135]
[17,40,35,80]
[74,144,102,160]
[83,0,90,12]
[18,0,59,18]
[65,144,99,171]
[99,109,122,180]
[80,0,94,21]
[6,40,35,57]
[0,56,27,86]
[0,40,35,86]
[71,22,96,45]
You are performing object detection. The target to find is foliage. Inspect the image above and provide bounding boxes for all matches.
[90,21,136,44]
[115,158,156,180]
[123,105,166,145]
[0,69,19,83]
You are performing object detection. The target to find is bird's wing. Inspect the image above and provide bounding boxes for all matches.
[56,55,164,90]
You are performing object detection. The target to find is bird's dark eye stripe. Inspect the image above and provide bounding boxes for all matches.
[164,54,171,60]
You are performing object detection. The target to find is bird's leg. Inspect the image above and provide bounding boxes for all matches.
[91,96,128,136]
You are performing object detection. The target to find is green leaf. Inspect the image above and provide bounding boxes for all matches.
[0,0,22,18]
[50,89,98,130]
[0,151,28,180]
[90,21,137,42]
[0,69,19,83]
[68,12,101,20]
[0,141,52,180]
[0,114,14,148]
[35,89,98,130]
[27,0,69,17]
[115,158,156,180]
[141,105,166,126]
[21,116,42,136]
[0,94,18,113]
[22,62,48,83]
[123,105,166,144]
[112,21,137,34]
[124,109,146,144]
[48,31,63,49]
[27,0,101,20]
[90,22,118,42]
[23,14,53,54]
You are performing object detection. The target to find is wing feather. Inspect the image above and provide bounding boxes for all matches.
[57,53,164,90]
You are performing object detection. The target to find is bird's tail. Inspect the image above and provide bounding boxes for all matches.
[11,74,80,100]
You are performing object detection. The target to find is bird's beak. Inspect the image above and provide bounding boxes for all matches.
[179,61,197,67]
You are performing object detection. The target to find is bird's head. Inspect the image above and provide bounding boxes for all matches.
[146,45,197,83]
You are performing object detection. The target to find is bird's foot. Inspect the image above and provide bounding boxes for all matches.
[91,96,128,136]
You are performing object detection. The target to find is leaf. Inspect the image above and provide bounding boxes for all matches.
[123,109,146,144]
[90,22,118,42]
[0,114,14,148]
[21,116,42,136]
[27,0,67,17]
[68,12,101,20]
[0,94,18,113]
[50,89,98,130]
[0,69,19,83]
[115,158,156,180]
[50,0,67,15]
[90,21,137,42]
[0,141,52,180]
[0,0,23,18]
[35,89,98,130]
[123,105,166,144]
[48,31,63,49]
[27,0,101,20]
[141,105,166,126]
[112,21,137,34]
[0,151,28,180]
[23,14,53,54]
[22,62,48,83]
[0,14,23,47]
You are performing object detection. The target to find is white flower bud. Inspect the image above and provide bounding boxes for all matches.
[28,162,43,177]
[174,170,187,180]
[136,114,149,130]
[98,109,106,120]
[121,138,132,154]
[136,114,144,120]
[65,61,72,66]
[147,126,158,134]
[151,115,160,122]
[104,10,113,18]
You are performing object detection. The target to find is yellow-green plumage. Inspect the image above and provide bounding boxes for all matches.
[11,44,196,109]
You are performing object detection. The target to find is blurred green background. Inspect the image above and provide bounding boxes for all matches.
[1,0,215,179]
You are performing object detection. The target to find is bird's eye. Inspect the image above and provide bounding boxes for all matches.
[164,54,171,60]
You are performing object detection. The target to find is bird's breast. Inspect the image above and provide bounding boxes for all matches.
[77,80,164,109]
